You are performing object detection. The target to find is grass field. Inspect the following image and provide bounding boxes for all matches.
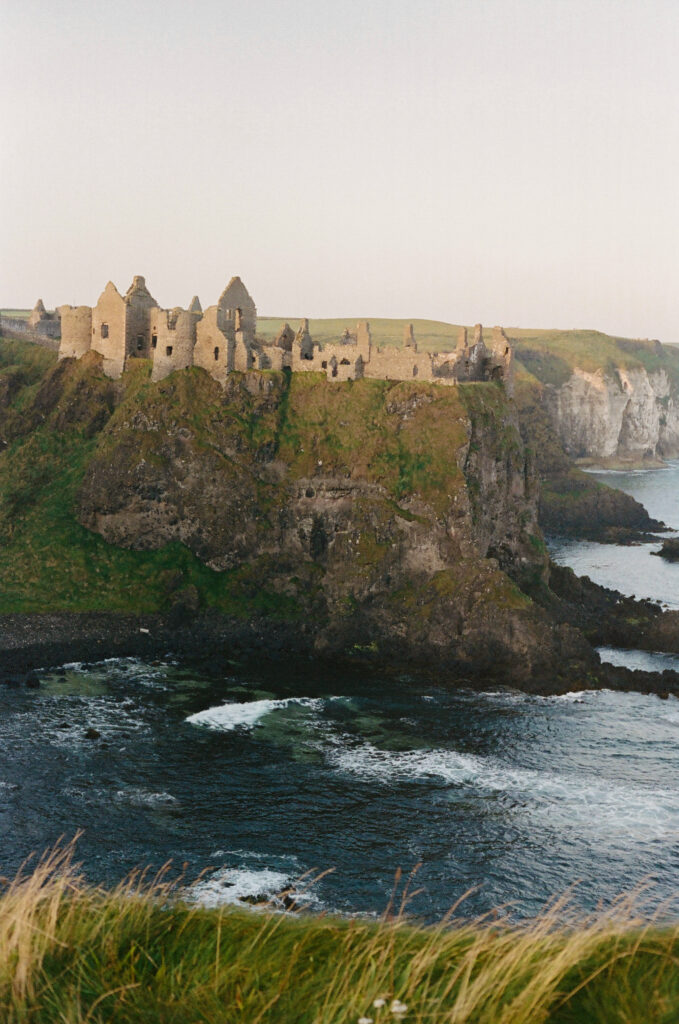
[257,316,466,353]
[1,843,678,1023]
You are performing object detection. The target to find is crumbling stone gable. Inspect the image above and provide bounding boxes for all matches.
[218,276,257,342]
[124,276,158,363]
[194,306,232,383]
[274,323,295,351]
[90,281,127,378]
[28,299,50,327]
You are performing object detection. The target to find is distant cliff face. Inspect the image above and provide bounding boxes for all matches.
[543,366,679,463]
[512,335,679,466]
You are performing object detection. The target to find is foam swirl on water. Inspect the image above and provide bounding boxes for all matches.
[186,696,324,731]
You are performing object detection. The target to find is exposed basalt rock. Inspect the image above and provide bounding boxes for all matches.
[531,562,679,659]
[68,361,600,690]
[652,538,679,562]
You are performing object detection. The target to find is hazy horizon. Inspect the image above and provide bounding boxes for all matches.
[3,0,679,341]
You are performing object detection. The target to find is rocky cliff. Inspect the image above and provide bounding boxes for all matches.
[544,365,679,463]
[513,334,679,466]
[513,376,665,541]
[0,340,597,692]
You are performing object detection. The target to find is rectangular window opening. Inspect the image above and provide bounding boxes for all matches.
[166,346,173,357]
[214,347,220,360]
[101,323,109,339]
[151,335,157,349]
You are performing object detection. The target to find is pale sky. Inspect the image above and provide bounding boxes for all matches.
[3,0,679,340]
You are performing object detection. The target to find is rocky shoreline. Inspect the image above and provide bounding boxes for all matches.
[2,599,679,699]
[0,611,314,678]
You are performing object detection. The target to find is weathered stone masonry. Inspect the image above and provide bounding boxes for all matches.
[0,299,61,349]
[56,275,515,390]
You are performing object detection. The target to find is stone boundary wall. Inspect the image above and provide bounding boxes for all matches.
[0,316,61,350]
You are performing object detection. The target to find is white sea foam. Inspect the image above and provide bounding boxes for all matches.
[189,866,292,908]
[326,742,679,837]
[189,863,322,911]
[186,696,324,732]
[113,787,179,808]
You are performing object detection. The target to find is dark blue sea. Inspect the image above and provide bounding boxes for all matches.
[1,464,679,921]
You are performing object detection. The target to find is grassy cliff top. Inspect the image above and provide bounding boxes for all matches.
[2,844,679,1024]
[0,308,31,319]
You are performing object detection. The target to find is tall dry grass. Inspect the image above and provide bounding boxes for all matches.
[0,841,678,1023]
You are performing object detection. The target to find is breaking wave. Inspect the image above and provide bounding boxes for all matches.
[325,741,679,837]
[186,696,325,732]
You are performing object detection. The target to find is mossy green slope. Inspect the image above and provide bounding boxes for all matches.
[0,339,506,624]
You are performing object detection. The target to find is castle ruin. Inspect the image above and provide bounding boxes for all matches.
[56,276,514,391]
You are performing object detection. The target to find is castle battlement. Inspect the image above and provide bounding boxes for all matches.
[57,276,514,392]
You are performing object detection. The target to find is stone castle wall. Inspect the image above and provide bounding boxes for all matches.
[90,282,127,378]
[56,275,515,393]
[0,315,61,349]
[193,307,232,383]
[56,306,91,357]
[150,308,198,382]
[1,298,62,349]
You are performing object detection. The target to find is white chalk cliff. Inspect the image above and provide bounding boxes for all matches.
[543,366,679,461]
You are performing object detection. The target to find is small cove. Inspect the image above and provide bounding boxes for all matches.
[1,465,678,922]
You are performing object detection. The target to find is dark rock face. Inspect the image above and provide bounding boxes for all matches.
[7,347,658,692]
[653,539,679,562]
[514,378,664,542]
[72,366,598,691]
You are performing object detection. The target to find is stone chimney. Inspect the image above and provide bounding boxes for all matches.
[403,323,417,351]
[295,318,314,359]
